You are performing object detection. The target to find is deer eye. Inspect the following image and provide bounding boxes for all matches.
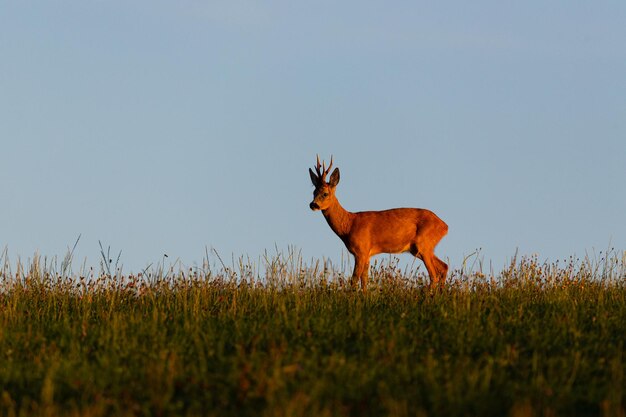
[323,192,329,197]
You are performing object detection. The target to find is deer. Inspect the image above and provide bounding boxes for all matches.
[309,156,448,291]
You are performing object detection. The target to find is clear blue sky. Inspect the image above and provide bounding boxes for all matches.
[1,1,624,274]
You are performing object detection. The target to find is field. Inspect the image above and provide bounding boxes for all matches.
[1,249,625,417]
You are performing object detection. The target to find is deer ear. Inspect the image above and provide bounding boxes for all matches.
[309,168,319,186]
[329,168,340,187]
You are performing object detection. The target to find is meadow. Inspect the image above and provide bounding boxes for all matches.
[0,249,625,417]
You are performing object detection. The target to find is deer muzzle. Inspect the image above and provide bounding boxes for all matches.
[309,202,320,210]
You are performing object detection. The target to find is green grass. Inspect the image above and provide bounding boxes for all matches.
[0,250,625,416]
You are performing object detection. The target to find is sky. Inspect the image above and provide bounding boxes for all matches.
[1,1,625,275]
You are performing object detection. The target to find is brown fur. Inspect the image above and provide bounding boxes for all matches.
[309,157,448,290]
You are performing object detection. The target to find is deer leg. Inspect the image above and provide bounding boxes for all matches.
[350,261,360,289]
[421,254,441,288]
[359,259,370,291]
[411,245,441,288]
[413,230,447,288]
[434,256,448,284]
[351,256,370,291]
[410,245,431,286]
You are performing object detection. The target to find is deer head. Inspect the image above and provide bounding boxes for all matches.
[309,155,340,211]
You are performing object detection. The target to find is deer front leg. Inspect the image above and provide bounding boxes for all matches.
[351,256,370,292]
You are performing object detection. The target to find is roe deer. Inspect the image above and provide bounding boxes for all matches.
[309,156,448,290]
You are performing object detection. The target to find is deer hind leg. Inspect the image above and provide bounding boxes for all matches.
[422,252,442,288]
[434,256,448,284]
[412,222,448,287]
[411,245,445,288]
[433,222,449,284]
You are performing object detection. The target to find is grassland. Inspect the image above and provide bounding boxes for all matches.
[1,249,625,417]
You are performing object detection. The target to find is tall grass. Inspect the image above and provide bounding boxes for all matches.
[0,248,625,417]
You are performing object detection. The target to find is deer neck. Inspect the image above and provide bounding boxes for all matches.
[322,198,354,238]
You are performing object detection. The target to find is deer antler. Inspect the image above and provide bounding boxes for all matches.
[315,155,323,179]
[315,155,333,184]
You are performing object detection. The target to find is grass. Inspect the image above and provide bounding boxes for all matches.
[0,249,625,417]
